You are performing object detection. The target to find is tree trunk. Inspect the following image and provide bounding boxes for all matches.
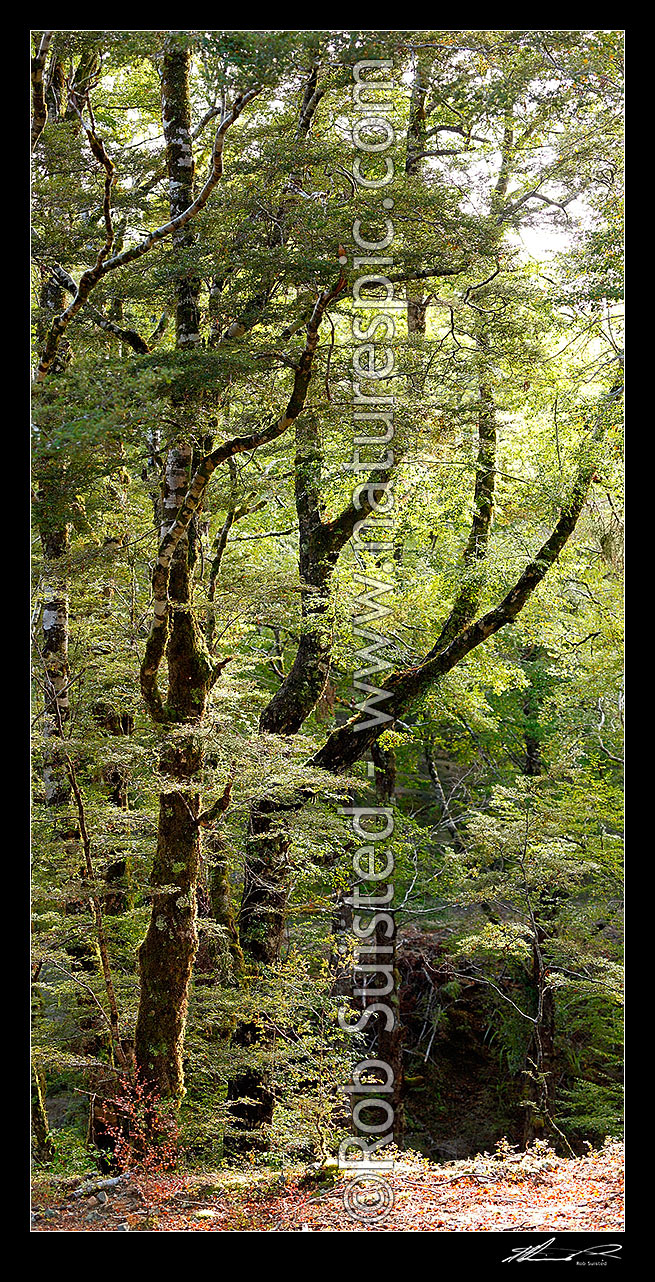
[405,56,433,337]
[204,829,245,979]
[225,802,290,1148]
[135,791,200,1097]
[37,275,72,806]
[134,38,208,1102]
[522,645,546,777]
[31,1061,54,1164]
[224,1022,277,1152]
[238,799,292,966]
[371,740,405,1146]
[522,932,556,1145]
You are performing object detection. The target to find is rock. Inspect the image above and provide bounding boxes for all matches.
[71,1174,127,1199]
[116,1223,130,1232]
[97,1190,108,1205]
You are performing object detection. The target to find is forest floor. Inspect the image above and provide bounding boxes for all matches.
[31,1139,623,1232]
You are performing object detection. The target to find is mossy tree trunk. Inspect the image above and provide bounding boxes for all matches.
[36,275,72,808]
[31,1061,54,1164]
[135,789,201,1096]
[134,38,210,1101]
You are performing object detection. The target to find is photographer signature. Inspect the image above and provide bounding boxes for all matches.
[503,1238,622,1263]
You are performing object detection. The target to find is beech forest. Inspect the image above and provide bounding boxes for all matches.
[30,28,624,1238]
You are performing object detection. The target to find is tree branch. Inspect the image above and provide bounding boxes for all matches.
[140,270,346,720]
[31,31,54,151]
[311,380,623,773]
[35,87,260,381]
[45,262,151,353]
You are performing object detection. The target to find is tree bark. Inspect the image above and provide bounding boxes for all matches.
[134,791,201,1097]
[31,1061,54,1163]
[36,275,73,806]
[134,39,209,1101]
[405,55,434,337]
[522,928,557,1146]
[31,32,54,151]
[371,740,405,1146]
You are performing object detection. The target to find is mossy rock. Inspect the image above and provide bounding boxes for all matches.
[299,1159,340,1189]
